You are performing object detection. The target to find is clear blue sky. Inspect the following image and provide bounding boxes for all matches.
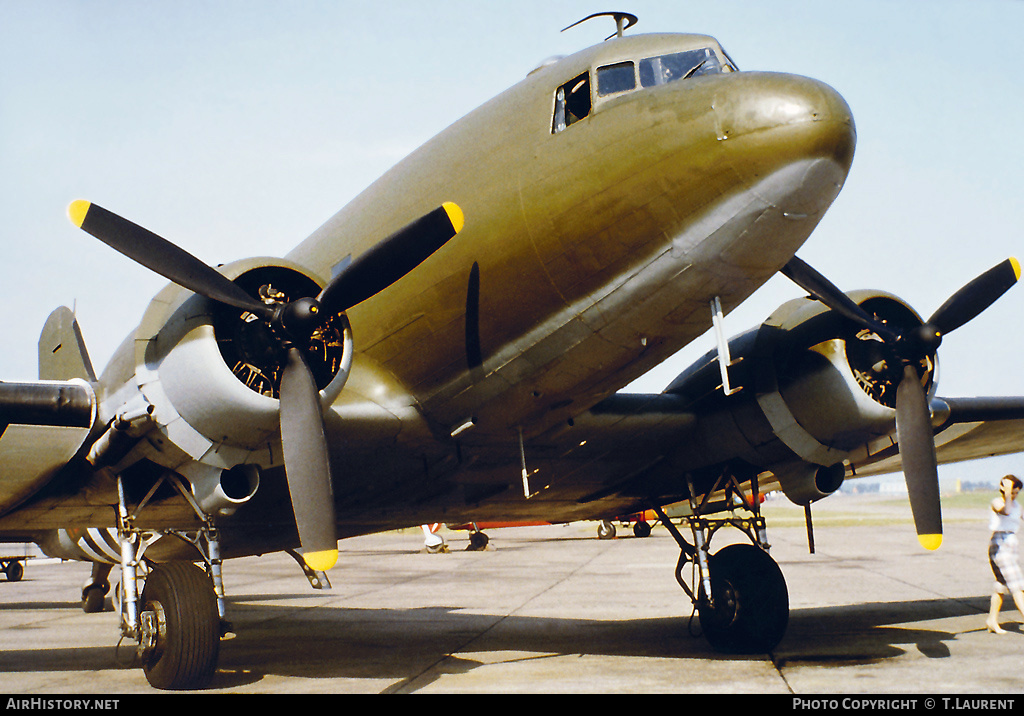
[3,1,1023,485]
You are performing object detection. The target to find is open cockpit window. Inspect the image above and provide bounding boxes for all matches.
[639,48,722,87]
[552,72,591,133]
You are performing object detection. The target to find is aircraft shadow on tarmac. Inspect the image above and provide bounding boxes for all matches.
[0,599,82,611]
[778,596,994,665]
[0,593,997,691]
[213,593,992,690]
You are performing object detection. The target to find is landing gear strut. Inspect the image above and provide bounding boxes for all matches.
[114,474,226,690]
[653,472,789,653]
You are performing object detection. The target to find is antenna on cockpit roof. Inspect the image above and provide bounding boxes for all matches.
[562,11,639,40]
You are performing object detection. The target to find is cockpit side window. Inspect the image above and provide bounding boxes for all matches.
[553,72,592,133]
[597,61,636,97]
[639,48,722,87]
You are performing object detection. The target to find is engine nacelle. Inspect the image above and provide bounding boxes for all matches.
[98,257,353,473]
[665,290,934,502]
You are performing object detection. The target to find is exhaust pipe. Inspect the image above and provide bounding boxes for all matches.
[193,464,261,517]
[778,462,845,506]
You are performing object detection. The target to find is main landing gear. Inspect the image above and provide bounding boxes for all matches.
[653,473,789,654]
[103,472,334,689]
[112,474,226,690]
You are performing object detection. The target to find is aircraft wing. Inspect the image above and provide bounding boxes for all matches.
[522,393,1024,509]
[526,392,699,513]
[849,396,1024,478]
[353,392,700,529]
[0,381,96,518]
[0,307,100,520]
[559,393,697,452]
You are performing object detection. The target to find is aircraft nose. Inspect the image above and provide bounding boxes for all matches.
[705,72,856,224]
[713,72,856,172]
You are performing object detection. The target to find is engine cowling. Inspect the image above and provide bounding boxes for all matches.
[71,199,462,569]
[665,290,934,503]
[99,257,353,473]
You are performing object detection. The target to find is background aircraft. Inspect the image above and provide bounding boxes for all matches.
[2,1,1024,691]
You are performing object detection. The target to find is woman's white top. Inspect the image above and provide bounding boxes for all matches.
[990,499,1023,534]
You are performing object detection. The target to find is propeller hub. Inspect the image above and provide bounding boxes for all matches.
[915,323,942,351]
[902,323,942,361]
[276,297,323,345]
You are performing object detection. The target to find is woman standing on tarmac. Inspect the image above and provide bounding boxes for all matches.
[986,474,1024,634]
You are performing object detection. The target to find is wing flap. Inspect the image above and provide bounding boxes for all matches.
[0,423,93,513]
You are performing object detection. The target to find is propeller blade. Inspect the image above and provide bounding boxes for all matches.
[894,365,942,550]
[318,202,464,315]
[781,256,900,342]
[927,257,1021,335]
[68,200,268,316]
[279,347,337,571]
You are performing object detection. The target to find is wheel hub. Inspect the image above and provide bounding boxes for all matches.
[138,600,167,663]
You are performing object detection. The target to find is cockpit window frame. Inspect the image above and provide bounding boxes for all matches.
[552,71,592,134]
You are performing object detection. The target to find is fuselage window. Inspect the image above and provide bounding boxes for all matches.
[597,61,636,97]
[552,72,592,133]
[639,48,722,87]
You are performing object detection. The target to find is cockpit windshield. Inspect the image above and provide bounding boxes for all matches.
[595,47,727,99]
[639,48,721,87]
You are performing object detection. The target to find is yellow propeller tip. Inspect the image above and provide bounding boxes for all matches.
[302,548,338,571]
[442,201,464,234]
[1009,257,1021,282]
[68,200,91,228]
[918,534,942,551]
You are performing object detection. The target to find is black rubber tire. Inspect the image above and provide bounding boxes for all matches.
[697,543,789,653]
[597,521,616,540]
[5,561,24,582]
[467,531,489,551]
[82,587,106,613]
[633,521,652,538]
[140,562,220,690]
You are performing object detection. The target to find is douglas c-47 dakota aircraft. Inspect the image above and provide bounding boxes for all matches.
[3,13,1024,689]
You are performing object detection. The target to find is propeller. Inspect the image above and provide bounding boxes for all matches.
[69,199,464,570]
[782,255,1021,549]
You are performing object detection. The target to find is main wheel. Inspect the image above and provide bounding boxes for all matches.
[139,562,220,690]
[697,543,788,653]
